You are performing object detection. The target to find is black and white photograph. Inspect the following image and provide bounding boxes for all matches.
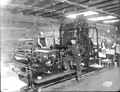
[1,0,120,92]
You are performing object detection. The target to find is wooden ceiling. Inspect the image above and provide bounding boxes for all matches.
[3,0,120,19]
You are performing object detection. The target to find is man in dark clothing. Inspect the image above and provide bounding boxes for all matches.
[115,41,120,67]
[63,38,85,81]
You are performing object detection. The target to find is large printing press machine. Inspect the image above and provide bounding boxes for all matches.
[9,22,106,91]
[10,23,105,90]
[10,36,103,90]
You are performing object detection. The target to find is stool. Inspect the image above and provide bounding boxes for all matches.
[101,59,112,68]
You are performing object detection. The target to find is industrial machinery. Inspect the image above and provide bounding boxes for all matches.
[59,20,99,68]
[12,20,101,91]
[12,41,65,77]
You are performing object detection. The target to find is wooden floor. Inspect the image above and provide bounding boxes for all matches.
[34,67,86,84]
[41,67,120,91]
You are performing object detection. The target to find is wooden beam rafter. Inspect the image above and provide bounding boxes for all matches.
[60,0,120,17]
[24,0,44,5]
[11,0,30,4]
[105,8,119,12]
[38,0,107,18]
[13,0,44,13]
[97,3,118,9]
[6,4,63,14]
[43,0,120,18]
[37,0,88,17]
[54,0,108,12]
[54,0,87,11]
[49,0,119,18]
[5,0,120,19]
[98,4,119,10]
[22,1,60,15]
[111,11,120,14]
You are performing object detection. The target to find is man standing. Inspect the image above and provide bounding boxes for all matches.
[115,40,120,67]
[63,38,85,82]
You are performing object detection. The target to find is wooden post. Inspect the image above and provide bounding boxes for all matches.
[53,29,55,49]
[95,26,99,63]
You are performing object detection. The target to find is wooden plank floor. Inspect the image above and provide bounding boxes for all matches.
[34,70,76,84]
[34,67,86,84]
[41,67,120,91]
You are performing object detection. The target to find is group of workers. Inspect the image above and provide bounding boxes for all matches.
[98,34,120,67]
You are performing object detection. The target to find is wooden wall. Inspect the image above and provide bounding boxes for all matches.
[1,10,60,60]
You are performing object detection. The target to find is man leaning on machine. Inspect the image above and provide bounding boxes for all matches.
[63,38,86,82]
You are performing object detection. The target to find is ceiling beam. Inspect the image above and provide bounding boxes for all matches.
[72,0,119,15]
[98,4,119,10]
[6,4,50,12]
[111,11,120,14]
[51,0,119,18]
[42,13,61,17]
[40,12,56,16]
[22,1,60,15]
[88,0,119,9]
[5,4,63,14]
[35,10,64,16]
[16,0,44,12]
[61,0,120,17]
[105,8,119,12]
[45,13,65,18]
[33,11,48,16]
[89,0,116,7]
[37,0,87,17]
[36,2,67,16]
[55,0,108,13]
[11,0,30,4]
[55,0,87,11]
[47,0,120,18]
[38,0,98,17]
[24,0,44,5]
[97,3,118,9]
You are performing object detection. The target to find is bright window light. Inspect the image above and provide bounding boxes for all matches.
[0,0,11,7]
[66,14,77,18]
[87,16,116,21]
[66,11,98,18]
[83,11,98,16]
[103,20,120,23]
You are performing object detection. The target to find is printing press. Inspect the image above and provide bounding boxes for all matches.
[12,38,67,77]
[11,20,101,91]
